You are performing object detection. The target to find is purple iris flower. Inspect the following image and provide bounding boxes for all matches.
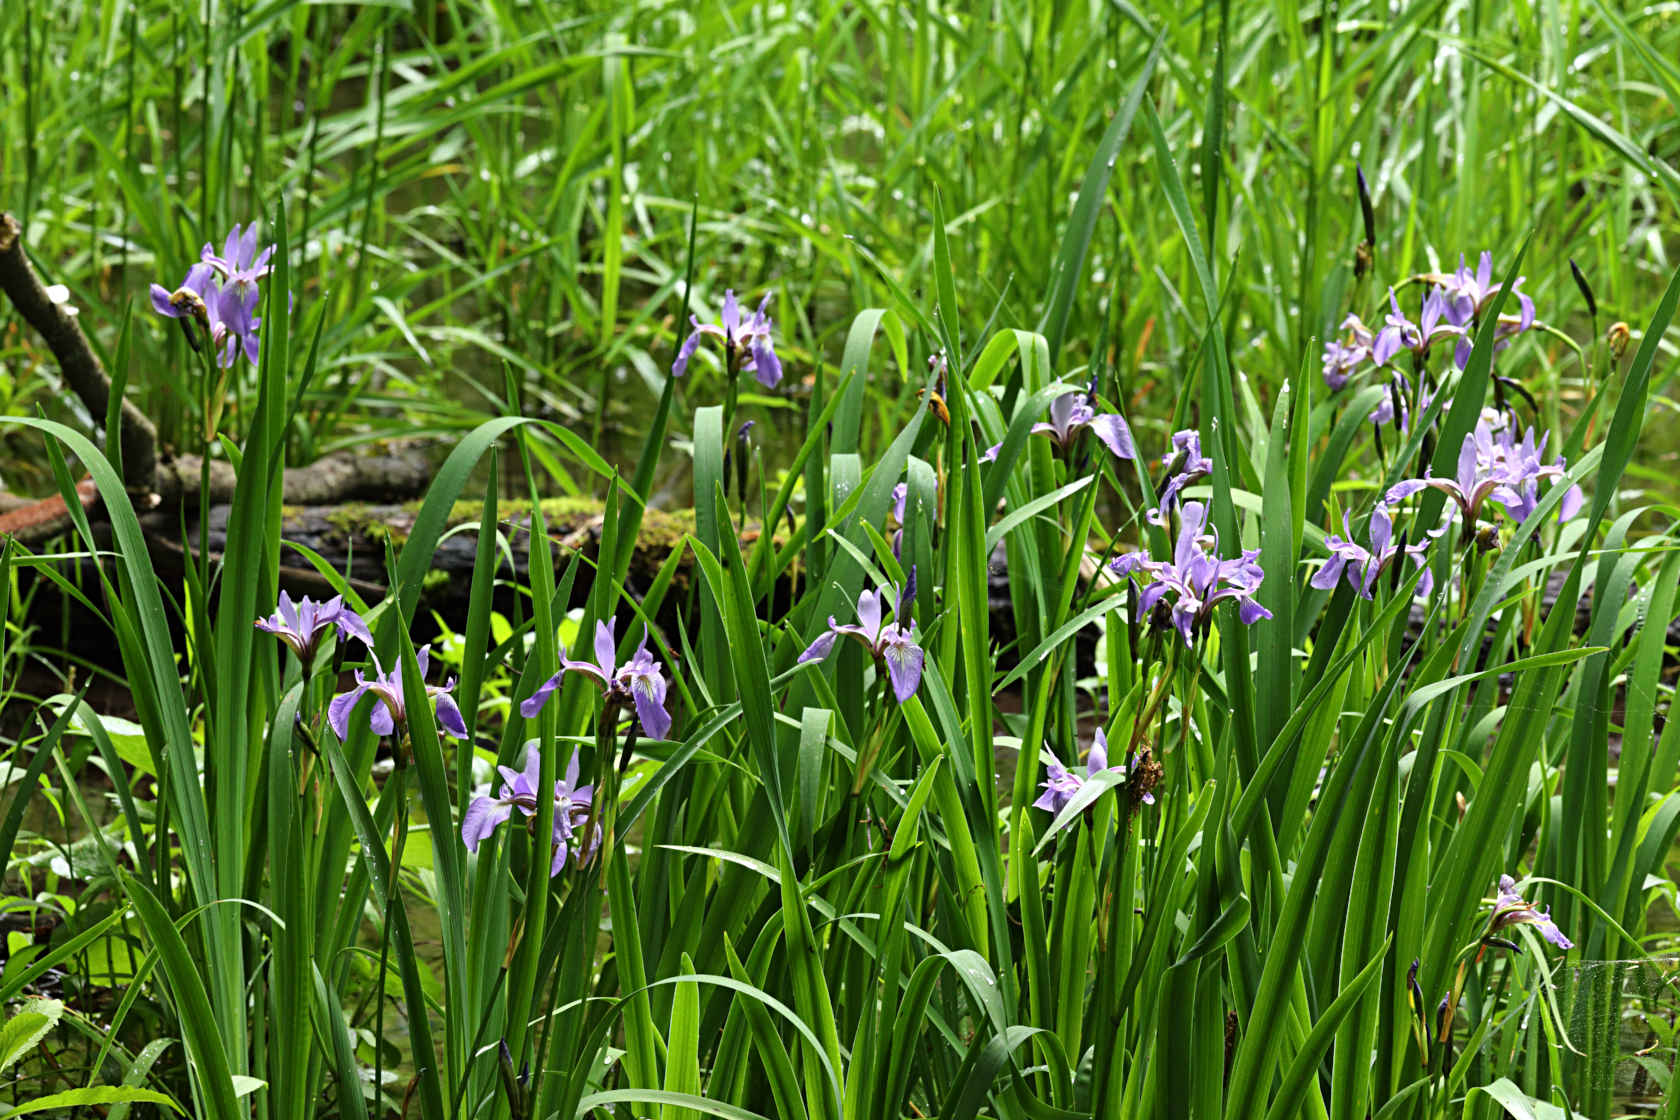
[461,741,544,852]
[1485,423,1583,523]
[1110,501,1272,646]
[1032,728,1154,815]
[1322,314,1374,390]
[1488,874,1572,950]
[671,289,783,388]
[1031,392,1137,462]
[797,569,923,702]
[460,742,600,875]
[519,620,673,741]
[149,262,260,368]
[1311,506,1436,599]
[980,391,1136,466]
[1371,288,1463,367]
[1429,252,1537,369]
[1385,419,1580,526]
[327,646,469,742]
[200,222,275,306]
[1156,429,1213,513]
[253,591,372,664]
[1384,428,1509,525]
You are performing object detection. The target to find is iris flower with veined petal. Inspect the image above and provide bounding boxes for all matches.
[1110,501,1272,646]
[1385,419,1580,527]
[981,391,1136,465]
[1311,506,1437,599]
[1488,874,1572,950]
[1486,423,1583,523]
[460,743,600,875]
[797,569,924,702]
[1032,728,1154,815]
[1430,251,1538,370]
[519,620,673,741]
[671,289,782,388]
[328,646,468,741]
[1371,288,1463,367]
[253,591,372,664]
[200,222,275,306]
[149,262,259,368]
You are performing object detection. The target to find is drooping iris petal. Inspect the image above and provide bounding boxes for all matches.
[797,572,924,703]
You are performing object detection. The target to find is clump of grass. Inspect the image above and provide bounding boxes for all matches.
[2,3,1680,1119]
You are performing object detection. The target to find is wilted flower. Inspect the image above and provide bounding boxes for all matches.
[460,743,600,875]
[1032,728,1154,816]
[671,289,782,388]
[520,620,672,740]
[1311,506,1436,599]
[1487,874,1573,950]
[797,569,924,702]
[1607,321,1631,358]
[1372,288,1463,367]
[328,646,469,742]
[1322,314,1374,390]
[253,591,372,664]
[1110,501,1272,646]
[149,261,259,368]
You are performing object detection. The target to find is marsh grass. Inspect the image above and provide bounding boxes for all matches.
[2,0,1676,478]
[1,2,1680,1120]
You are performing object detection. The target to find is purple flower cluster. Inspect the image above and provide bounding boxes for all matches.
[798,571,924,702]
[1323,251,1538,390]
[1110,501,1271,646]
[1032,728,1154,815]
[461,743,601,876]
[672,290,783,388]
[982,391,1136,466]
[150,223,273,368]
[520,620,673,741]
[1384,414,1582,528]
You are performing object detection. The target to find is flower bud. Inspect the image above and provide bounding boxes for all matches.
[1607,321,1631,358]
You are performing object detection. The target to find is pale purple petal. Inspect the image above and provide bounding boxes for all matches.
[461,797,514,852]
[881,635,923,703]
[750,337,782,388]
[328,681,369,742]
[672,328,704,377]
[434,692,469,740]
[520,671,566,719]
[1087,413,1137,461]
